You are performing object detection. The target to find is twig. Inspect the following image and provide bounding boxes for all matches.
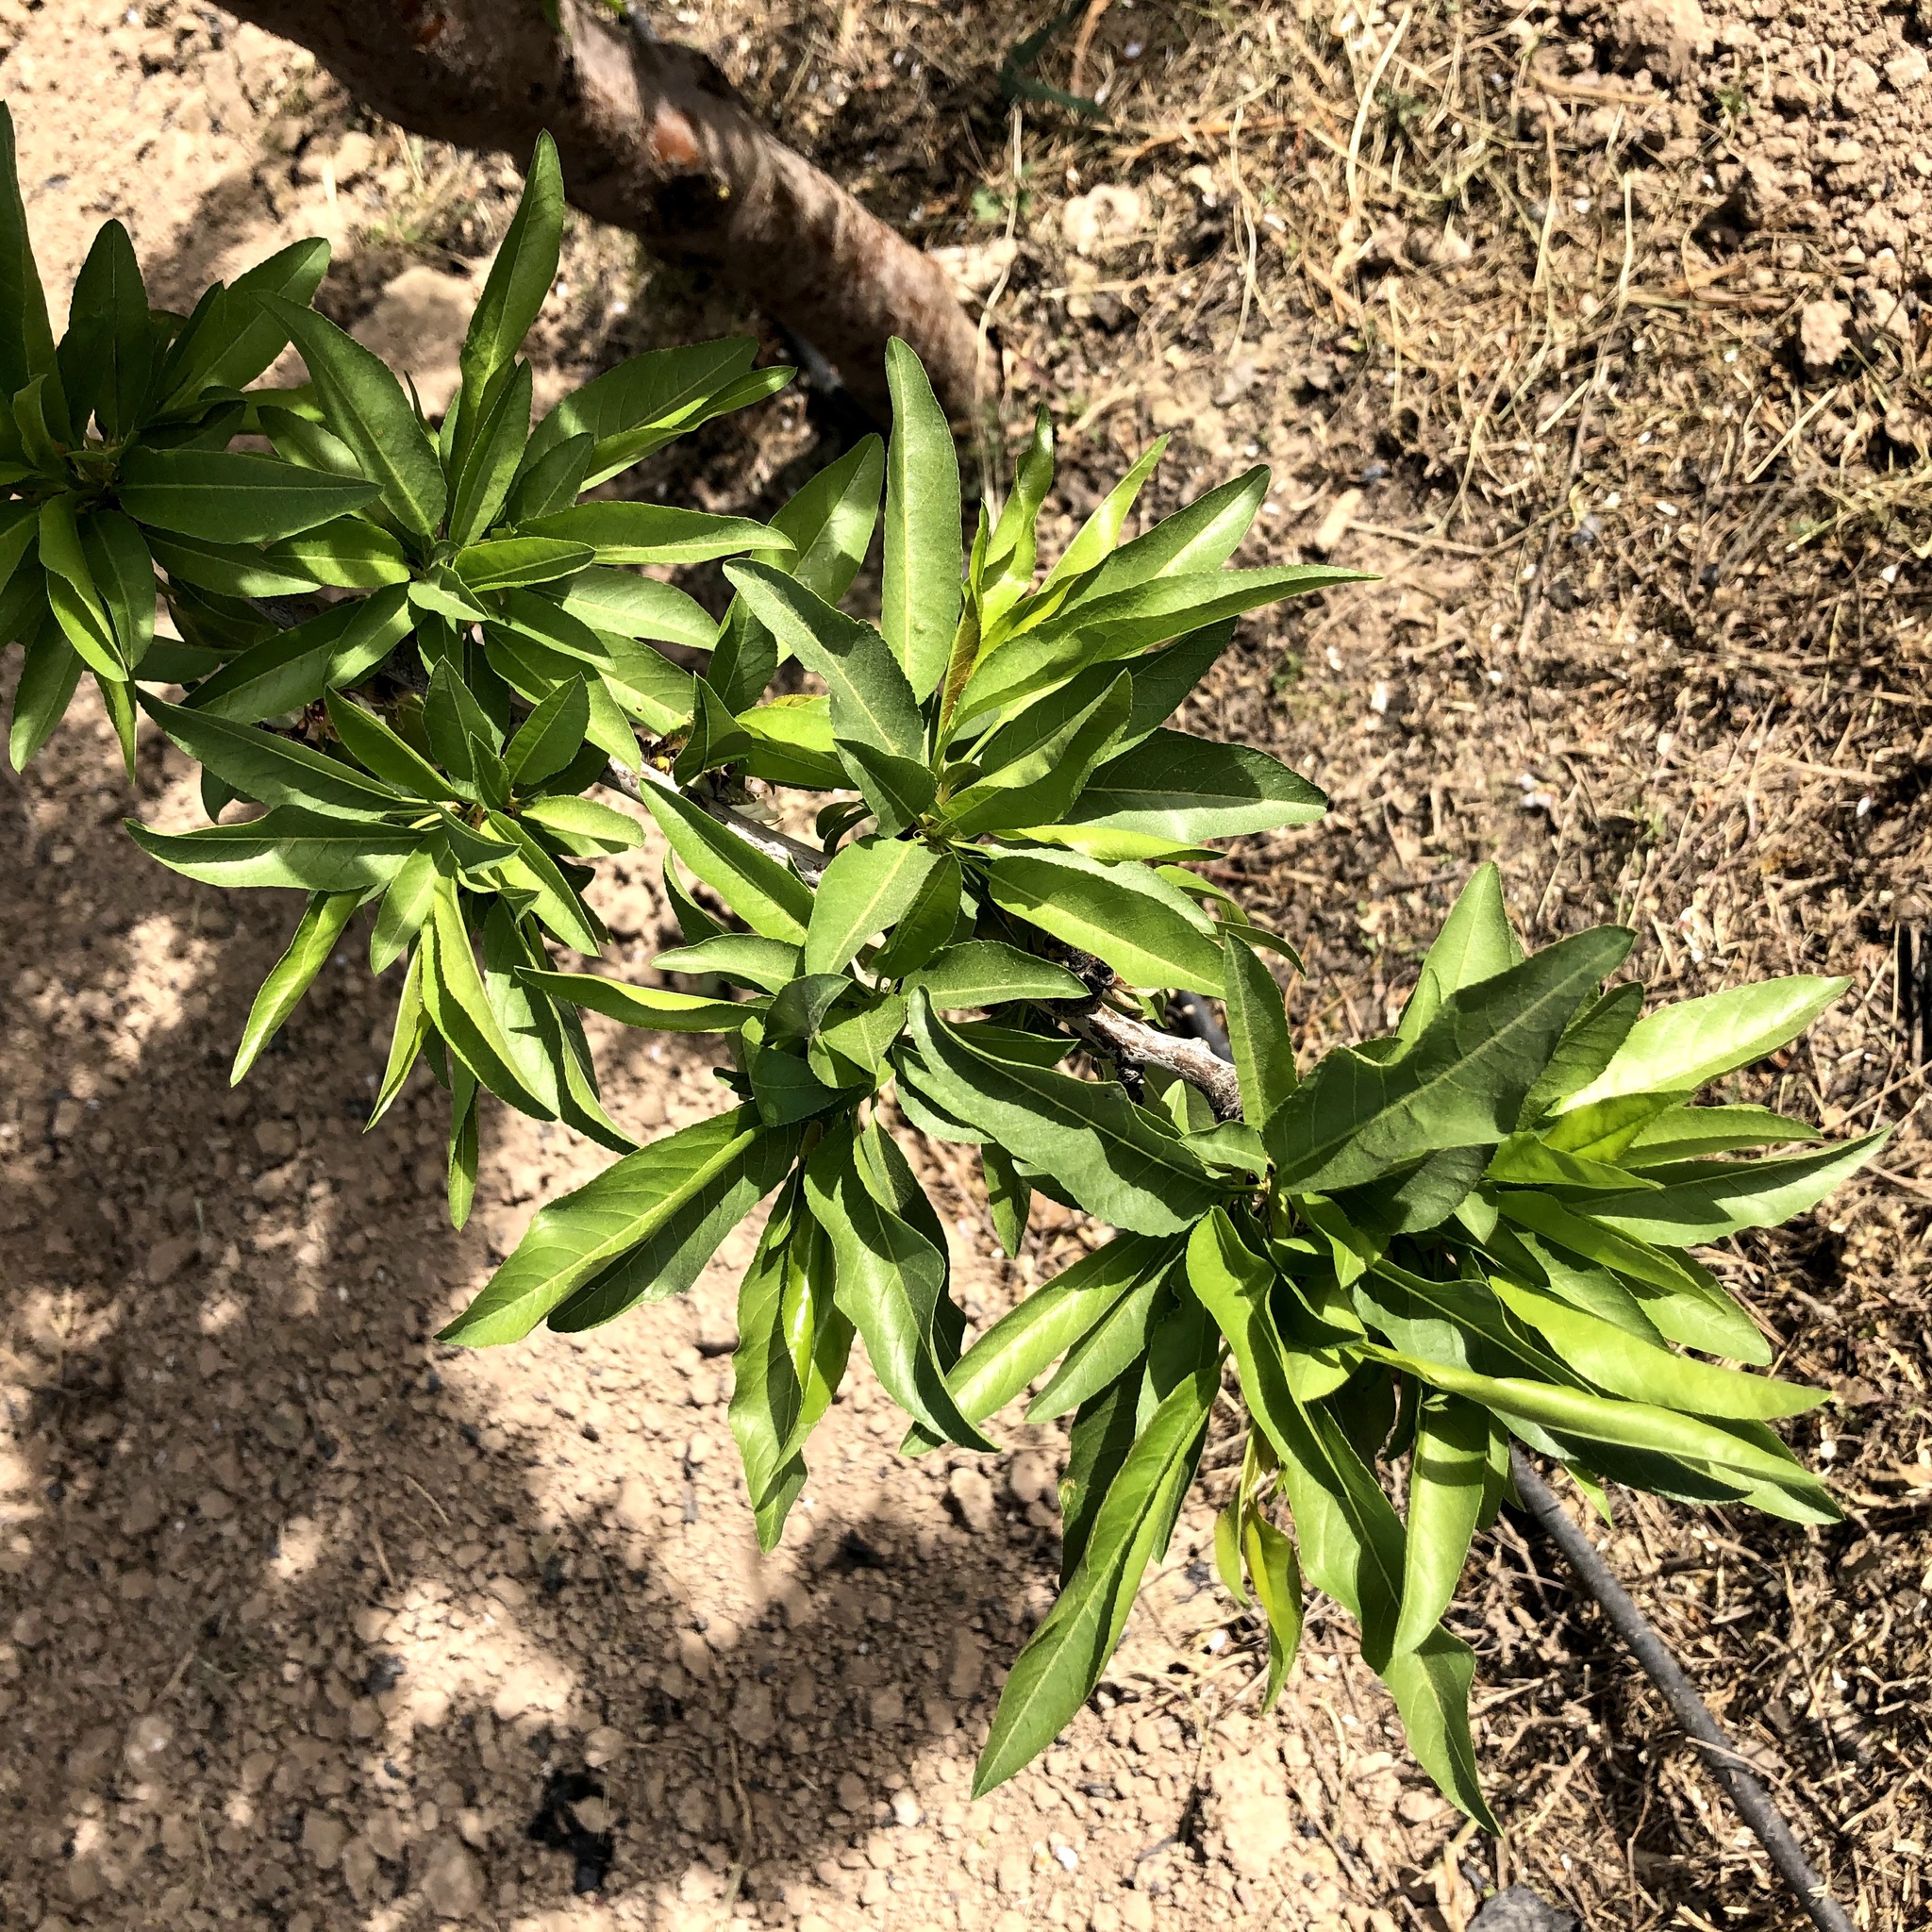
[1507,1451,1856,1932]
[1074,1006,1244,1120]
[601,759,828,883]
[1069,0,1111,98]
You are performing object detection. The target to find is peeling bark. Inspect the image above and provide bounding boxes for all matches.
[224,0,984,420]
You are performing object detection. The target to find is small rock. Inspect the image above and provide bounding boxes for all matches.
[1470,1886,1580,1932]
[944,1629,985,1700]
[1886,47,1929,92]
[1310,488,1363,556]
[869,1686,905,1728]
[1799,298,1849,372]
[1008,1451,1051,1507]
[784,1665,819,1718]
[933,235,1017,299]
[948,1467,996,1533]
[1091,1905,1124,1932]
[1062,183,1145,257]
[301,1810,347,1869]
[613,1477,655,1534]
[341,1836,380,1902]
[836,1772,869,1813]
[332,129,379,185]
[419,1835,487,1919]
[1123,1894,1156,1932]
[125,1712,173,1764]
[1605,0,1712,82]
[731,1680,776,1747]
[583,1725,626,1768]
[891,1789,922,1827]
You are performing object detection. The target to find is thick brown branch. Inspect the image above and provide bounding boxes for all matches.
[1075,1007,1245,1121]
[223,0,982,418]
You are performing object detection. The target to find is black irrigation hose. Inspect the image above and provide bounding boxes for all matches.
[1177,1012,1854,1932]
[1506,1452,1854,1932]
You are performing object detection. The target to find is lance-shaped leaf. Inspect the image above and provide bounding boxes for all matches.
[8,623,82,772]
[880,337,962,698]
[974,1355,1215,1793]
[558,565,717,650]
[454,132,562,441]
[1397,862,1524,1043]
[1224,932,1294,1134]
[724,562,926,770]
[447,358,534,548]
[1268,927,1633,1193]
[194,237,331,396]
[325,682,459,798]
[38,497,123,679]
[140,691,407,819]
[115,447,379,544]
[1622,1104,1824,1167]
[441,1106,800,1344]
[1580,1131,1888,1246]
[804,835,941,977]
[417,882,555,1120]
[1557,974,1850,1115]
[523,501,791,566]
[522,337,759,480]
[370,840,441,974]
[899,941,1085,1008]
[454,537,594,593]
[231,890,362,1082]
[938,672,1133,839]
[504,675,591,787]
[520,969,750,1035]
[934,1235,1180,1435]
[907,992,1222,1235]
[370,943,429,1124]
[1381,1630,1495,1830]
[0,104,55,405]
[1391,1394,1487,1656]
[1061,730,1326,841]
[634,777,814,943]
[985,847,1225,995]
[125,808,422,891]
[58,218,152,440]
[262,515,411,589]
[265,294,446,541]
[77,508,156,670]
[656,933,802,992]
[803,1120,992,1449]
[185,586,413,725]
[1243,1507,1304,1712]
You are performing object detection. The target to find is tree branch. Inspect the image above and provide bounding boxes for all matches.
[600,758,827,883]
[222,0,984,419]
[1074,1006,1245,1121]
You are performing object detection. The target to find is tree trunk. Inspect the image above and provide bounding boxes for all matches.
[223,0,984,422]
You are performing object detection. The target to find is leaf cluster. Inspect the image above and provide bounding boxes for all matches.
[0,112,1882,1821]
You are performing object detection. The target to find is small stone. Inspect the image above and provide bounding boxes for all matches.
[731,1681,776,1748]
[1311,489,1363,557]
[1061,183,1144,257]
[835,1772,869,1814]
[785,1666,818,1718]
[948,1467,996,1533]
[125,1712,173,1764]
[254,1118,298,1160]
[1886,47,1929,92]
[1123,1895,1156,1932]
[1799,299,1849,372]
[584,1725,625,1768]
[341,1837,380,1902]
[419,1836,486,1919]
[1091,1906,1123,1932]
[944,1629,984,1700]
[301,1809,347,1869]
[332,129,378,185]
[614,1478,655,1534]
[1007,1452,1051,1507]
[891,1790,922,1827]
[1131,1717,1162,1756]
[869,1686,905,1728]
[1606,0,1712,82]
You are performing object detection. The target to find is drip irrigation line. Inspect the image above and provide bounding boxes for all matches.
[1175,1009,1853,1932]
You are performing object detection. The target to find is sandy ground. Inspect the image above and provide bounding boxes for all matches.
[4,1,1931,1928]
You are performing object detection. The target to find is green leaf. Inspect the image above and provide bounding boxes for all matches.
[265,294,447,540]
[454,536,594,593]
[1557,975,1849,1115]
[77,508,156,670]
[899,941,1086,1008]
[1267,927,1633,1193]
[370,942,429,1122]
[867,851,965,976]
[58,219,153,439]
[258,402,363,478]
[447,1067,479,1229]
[454,132,562,445]
[125,807,422,891]
[1382,1629,1495,1830]
[325,682,459,798]
[232,890,361,1081]
[444,1105,799,1342]
[520,792,642,855]
[504,675,590,787]
[634,777,813,942]
[141,690,406,817]
[116,447,380,543]
[142,528,322,601]
[804,835,941,977]
[982,408,1054,621]
[805,1119,994,1451]
[985,847,1225,995]
[1224,933,1294,1134]
[656,933,802,992]
[711,432,885,708]
[1188,1208,1313,1468]
[418,880,556,1119]
[38,496,123,679]
[1012,437,1166,625]
[558,565,717,650]
[197,237,332,396]
[880,338,962,699]
[502,429,593,525]
[1392,1394,1487,1654]
[1521,982,1645,1122]
[671,675,752,783]
[1488,1275,1816,1419]
[1398,863,1524,1043]
[520,969,749,1034]
[1623,1104,1824,1166]
[369,840,441,974]
[447,358,534,547]
[1242,1506,1304,1712]
[258,515,410,590]
[974,1354,1214,1793]
[0,105,56,402]
[483,808,607,953]
[724,562,926,770]
[184,586,413,724]
[940,671,1133,839]
[8,619,81,771]
[835,740,939,836]
[1062,729,1327,841]
[906,992,1223,1235]
[523,338,758,480]
[1581,1130,1888,1245]
[523,501,791,566]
